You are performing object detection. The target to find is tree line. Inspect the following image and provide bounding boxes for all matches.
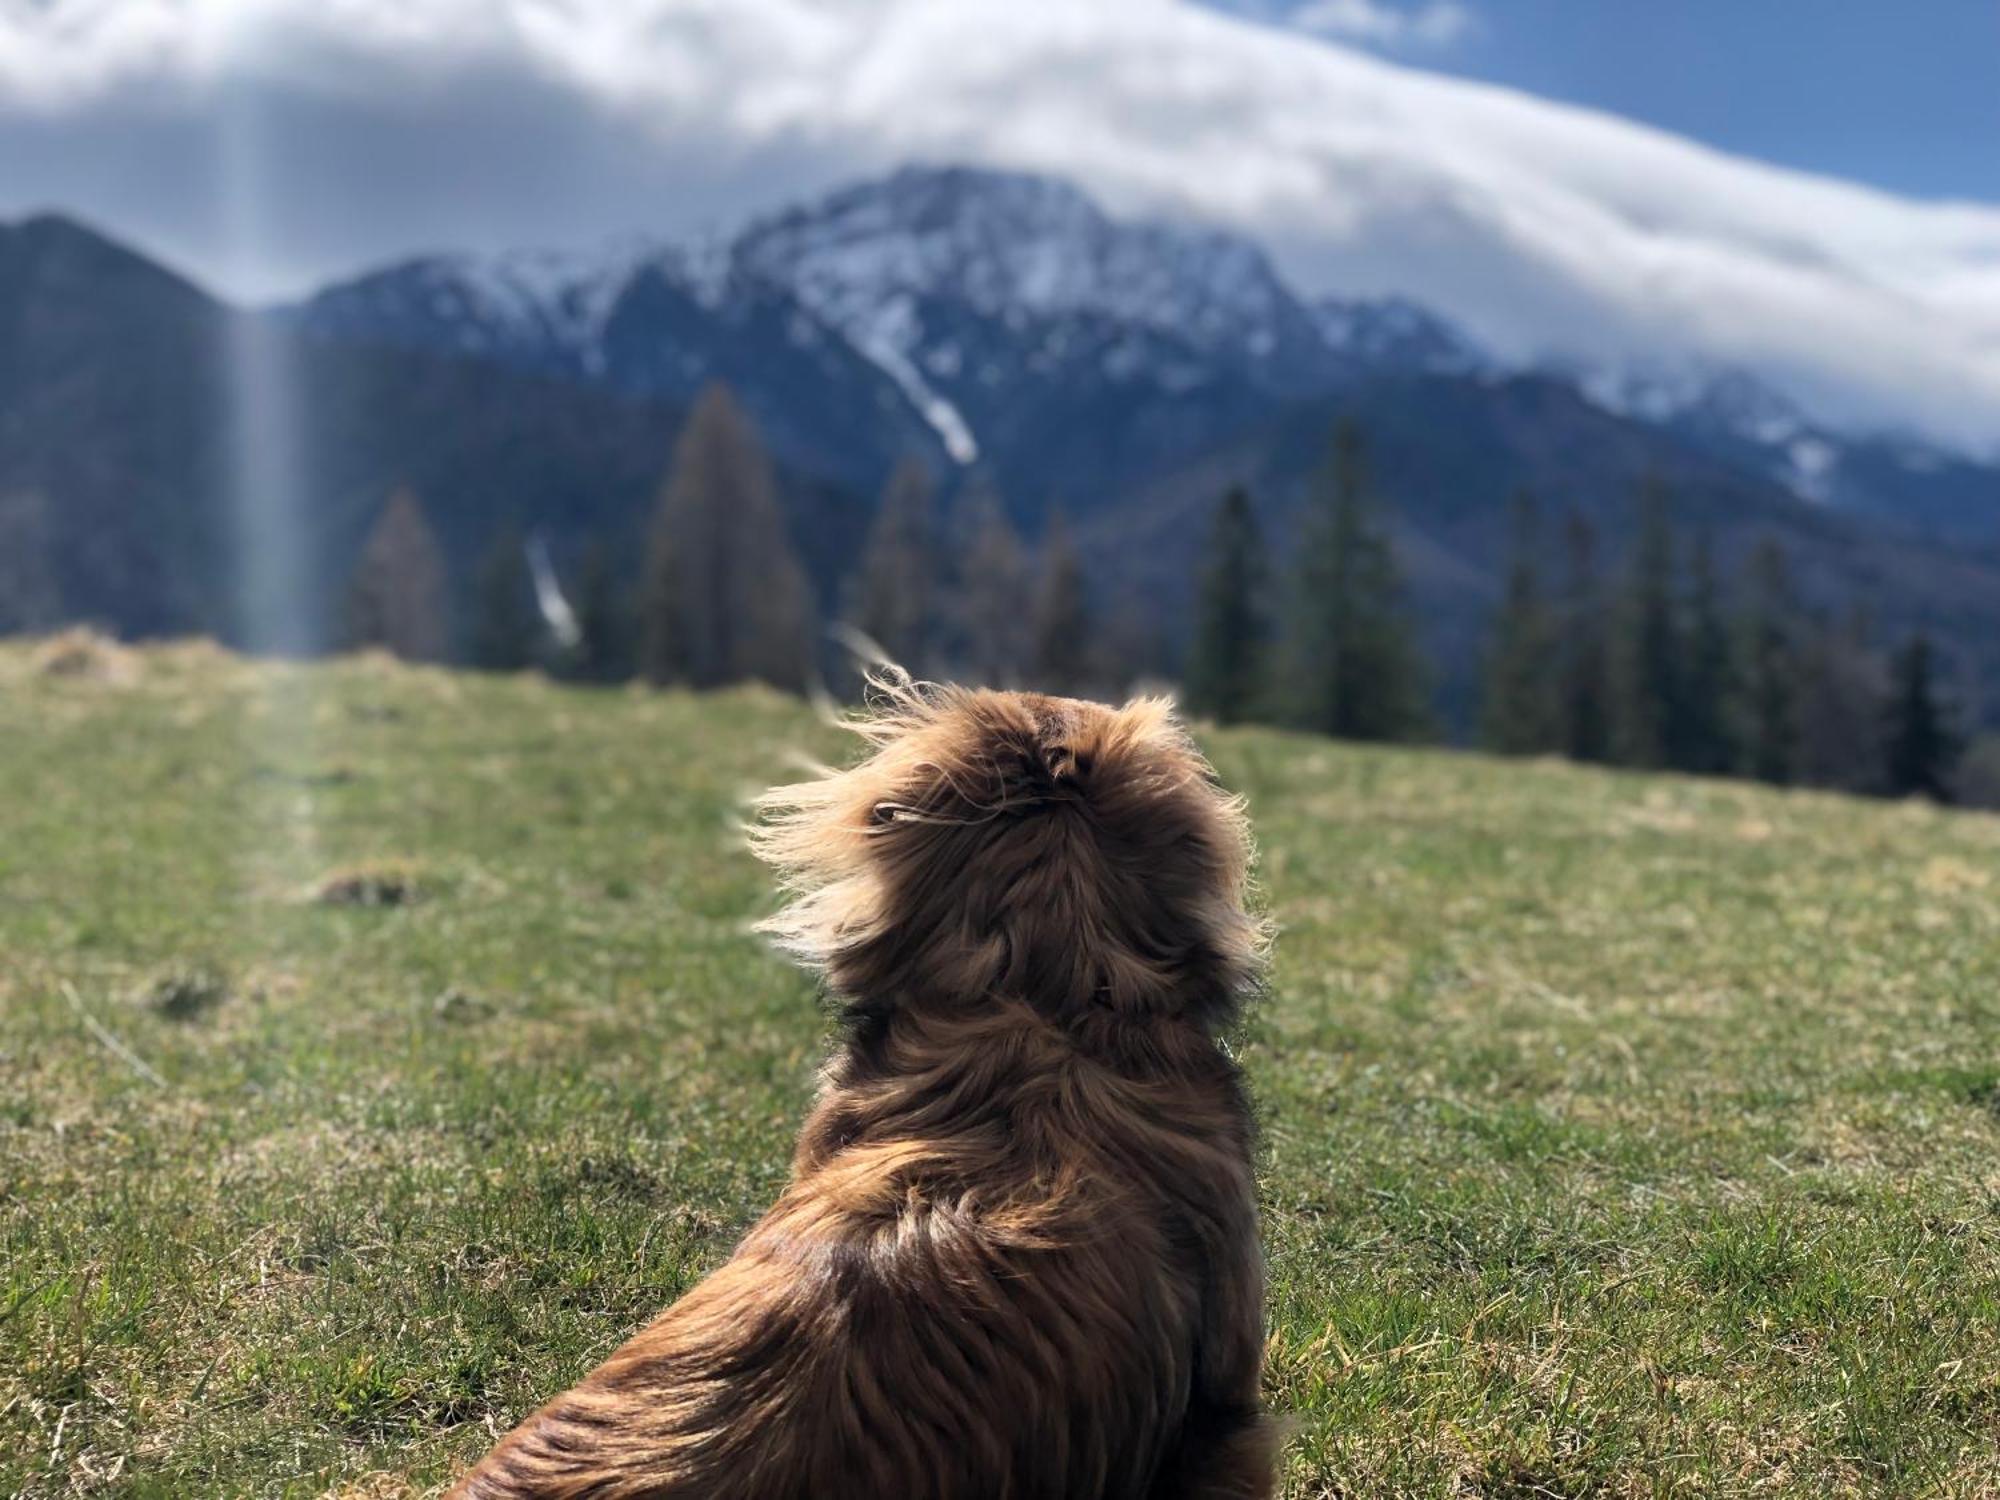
[1183,425,1970,803]
[343,384,1120,697]
[344,381,1971,805]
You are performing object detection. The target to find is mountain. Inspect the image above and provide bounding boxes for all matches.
[293,243,943,494]
[291,164,2000,546]
[1073,369,2000,723]
[293,165,1491,524]
[1580,362,2000,544]
[0,212,234,639]
[731,166,1345,495]
[24,0,2000,453]
[9,166,2000,729]
[0,213,871,650]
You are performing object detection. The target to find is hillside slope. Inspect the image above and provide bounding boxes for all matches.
[4,646,2000,1496]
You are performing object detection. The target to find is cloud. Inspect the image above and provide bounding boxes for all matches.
[4,0,2000,450]
[1287,0,1475,49]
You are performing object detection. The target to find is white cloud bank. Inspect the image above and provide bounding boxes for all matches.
[1286,0,1476,49]
[7,0,2000,449]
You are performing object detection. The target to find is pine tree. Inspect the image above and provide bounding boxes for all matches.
[1794,608,1886,793]
[1185,487,1269,726]
[1558,511,1613,763]
[1286,420,1429,741]
[1883,632,1961,801]
[347,486,449,663]
[851,458,937,675]
[954,484,1031,686]
[470,523,539,671]
[1610,477,1681,768]
[1029,512,1092,695]
[641,384,813,692]
[569,539,635,683]
[1735,537,1799,785]
[1678,533,1738,775]
[1479,490,1561,754]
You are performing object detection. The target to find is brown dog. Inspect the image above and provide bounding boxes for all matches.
[451,679,1273,1499]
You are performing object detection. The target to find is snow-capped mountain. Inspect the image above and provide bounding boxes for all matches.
[730,165,1350,463]
[1312,296,1487,378]
[1580,362,1846,503]
[24,0,2000,456]
[298,245,642,373]
[15,198,2000,722]
[1580,359,1998,530]
[295,240,941,491]
[292,162,1994,534]
[293,164,1489,506]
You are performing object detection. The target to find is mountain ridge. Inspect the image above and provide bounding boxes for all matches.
[6,171,2000,729]
[286,164,1995,534]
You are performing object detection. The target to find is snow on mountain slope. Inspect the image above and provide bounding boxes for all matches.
[294,163,1998,526]
[1313,295,1487,376]
[298,165,1484,480]
[301,246,646,374]
[297,236,952,490]
[735,166,1319,367]
[620,0,2000,452]
[730,165,1357,467]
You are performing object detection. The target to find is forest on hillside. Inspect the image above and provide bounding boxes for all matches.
[332,381,1982,809]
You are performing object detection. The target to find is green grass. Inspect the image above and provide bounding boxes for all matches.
[5,642,2000,1498]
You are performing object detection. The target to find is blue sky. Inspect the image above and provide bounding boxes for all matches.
[1218,0,2000,201]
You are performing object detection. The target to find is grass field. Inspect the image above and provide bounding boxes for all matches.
[6,640,2000,1498]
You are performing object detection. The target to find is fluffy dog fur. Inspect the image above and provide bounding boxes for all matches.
[450,679,1274,1499]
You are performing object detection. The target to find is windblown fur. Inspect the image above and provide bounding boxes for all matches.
[451,676,1275,1499]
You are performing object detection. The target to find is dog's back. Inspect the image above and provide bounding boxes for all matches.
[453,684,1274,1499]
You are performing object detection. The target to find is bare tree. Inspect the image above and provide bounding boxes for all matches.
[347,486,449,662]
[642,384,813,693]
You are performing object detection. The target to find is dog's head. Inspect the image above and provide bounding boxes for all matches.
[752,674,1265,1027]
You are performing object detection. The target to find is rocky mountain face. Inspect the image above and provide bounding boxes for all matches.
[290,164,1504,521]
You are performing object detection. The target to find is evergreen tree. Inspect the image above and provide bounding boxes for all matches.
[1557,510,1613,763]
[641,384,813,692]
[954,484,1031,686]
[1678,533,1738,775]
[1184,487,1269,725]
[470,522,539,671]
[1883,632,1961,801]
[347,486,449,663]
[1286,420,1429,741]
[1610,477,1681,768]
[1794,607,1887,793]
[851,458,937,675]
[1735,537,1799,784]
[569,539,635,683]
[1479,490,1562,754]
[1029,512,1092,695]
